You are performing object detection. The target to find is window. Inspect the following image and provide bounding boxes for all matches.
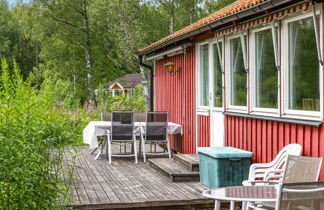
[199,44,209,107]
[114,90,123,96]
[229,37,247,107]
[196,9,322,120]
[286,16,320,113]
[212,42,223,107]
[254,28,278,109]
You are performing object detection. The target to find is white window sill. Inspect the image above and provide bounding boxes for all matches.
[281,112,322,122]
[197,108,210,116]
[226,106,248,114]
[250,108,279,117]
[224,112,322,127]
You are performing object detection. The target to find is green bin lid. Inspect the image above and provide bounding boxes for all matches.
[197,147,253,158]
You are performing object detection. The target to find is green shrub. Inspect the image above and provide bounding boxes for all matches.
[103,84,146,113]
[0,59,75,209]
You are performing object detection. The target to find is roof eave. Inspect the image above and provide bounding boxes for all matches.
[137,0,300,56]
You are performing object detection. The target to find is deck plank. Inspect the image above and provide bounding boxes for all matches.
[81,147,129,203]
[77,148,111,204]
[64,145,212,209]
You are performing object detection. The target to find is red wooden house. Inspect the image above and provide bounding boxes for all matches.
[137,0,324,178]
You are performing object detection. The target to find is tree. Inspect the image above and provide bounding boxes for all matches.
[203,0,236,15]
[9,0,236,108]
[46,0,96,106]
[156,0,176,34]
[0,1,38,78]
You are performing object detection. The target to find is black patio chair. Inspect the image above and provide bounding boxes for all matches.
[107,110,137,164]
[140,112,171,162]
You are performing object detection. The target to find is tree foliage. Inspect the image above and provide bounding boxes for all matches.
[3,0,234,105]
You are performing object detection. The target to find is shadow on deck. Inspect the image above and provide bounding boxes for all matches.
[63,146,215,209]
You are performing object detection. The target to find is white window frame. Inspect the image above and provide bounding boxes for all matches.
[196,39,225,114]
[196,41,211,112]
[210,39,225,112]
[281,10,323,120]
[225,34,248,113]
[250,25,280,117]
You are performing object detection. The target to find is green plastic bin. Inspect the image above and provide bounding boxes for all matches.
[197,147,253,189]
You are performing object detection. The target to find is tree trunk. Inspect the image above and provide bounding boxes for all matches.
[81,0,97,106]
[139,65,149,111]
[190,1,196,24]
[169,0,174,34]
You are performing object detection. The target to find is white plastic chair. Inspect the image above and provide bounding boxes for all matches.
[243,144,302,186]
[242,144,302,210]
[248,155,323,210]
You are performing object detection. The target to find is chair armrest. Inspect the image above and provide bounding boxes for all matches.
[264,169,284,181]
[248,162,283,181]
[249,180,280,185]
[248,163,273,181]
[250,162,277,169]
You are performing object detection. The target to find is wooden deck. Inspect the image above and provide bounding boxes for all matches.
[63,146,214,209]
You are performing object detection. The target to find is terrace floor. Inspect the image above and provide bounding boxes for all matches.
[63,145,215,209]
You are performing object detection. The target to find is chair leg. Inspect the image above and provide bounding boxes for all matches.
[242,201,247,210]
[142,139,146,162]
[91,142,101,155]
[167,137,172,159]
[139,137,142,157]
[133,138,138,164]
[104,136,108,156]
[108,139,112,164]
[95,138,106,160]
[214,200,221,210]
[94,150,102,160]
[230,201,235,210]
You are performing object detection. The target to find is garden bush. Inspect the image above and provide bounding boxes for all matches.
[0,59,76,209]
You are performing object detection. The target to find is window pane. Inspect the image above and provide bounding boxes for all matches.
[213,43,222,107]
[230,37,247,106]
[288,17,320,111]
[200,44,209,106]
[255,29,278,108]
[115,90,123,96]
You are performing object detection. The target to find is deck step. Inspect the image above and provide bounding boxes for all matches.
[173,154,199,172]
[148,158,200,182]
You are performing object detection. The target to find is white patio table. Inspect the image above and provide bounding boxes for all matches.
[202,185,277,210]
[83,121,182,149]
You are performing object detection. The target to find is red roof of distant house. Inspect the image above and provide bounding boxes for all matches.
[139,0,266,54]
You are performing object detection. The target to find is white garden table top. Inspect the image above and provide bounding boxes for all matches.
[83,121,182,149]
[203,186,278,210]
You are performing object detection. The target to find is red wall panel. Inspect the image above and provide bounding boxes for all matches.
[225,116,324,179]
[197,115,210,147]
[154,46,197,153]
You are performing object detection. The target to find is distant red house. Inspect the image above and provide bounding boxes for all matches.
[107,73,143,97]
[138,0,324,179]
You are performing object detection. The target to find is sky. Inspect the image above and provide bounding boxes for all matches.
[6,0,17,8]
[6,0,29,7]
[7,0,16,6]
